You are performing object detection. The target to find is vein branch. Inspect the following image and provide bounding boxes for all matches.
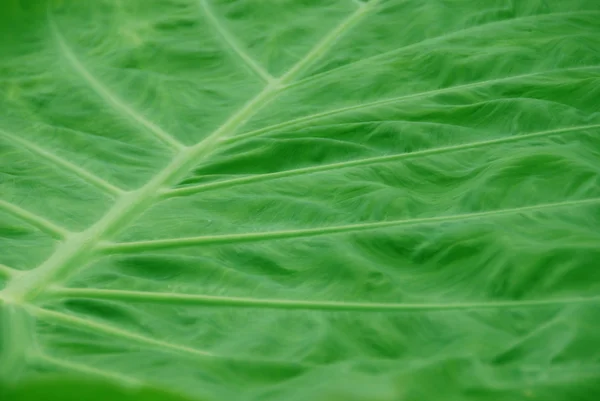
[233,65,600,142]
[0,128,123,196]
[163,124,600,198]
[278,0,380,84]
[48,15,185,151]
[294,10,599,87]
[199,0,274,83]
[101,197,600,253]
[29,307,214,358]
[35,353,142,386]
[0,199,70,239]
[51,288,600,312]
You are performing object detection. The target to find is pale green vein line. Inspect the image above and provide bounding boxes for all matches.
[230,65,600,142]
[0,200,70,239]
[293,10,600,87]
[36,353,142,386]
[278,0,380,84]
[0,128,123,196]
[101,197,600,253]
[163,124,600,198]
[29,307,214,358]
[34,311,314,370]
[52,288,600,312]
[199,0,274,83]
[48,15,185,151]
[492,314,564,360]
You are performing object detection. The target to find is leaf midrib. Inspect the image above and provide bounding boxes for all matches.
[0,2,378,303]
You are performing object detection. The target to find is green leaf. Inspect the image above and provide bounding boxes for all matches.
[1,0,600,400]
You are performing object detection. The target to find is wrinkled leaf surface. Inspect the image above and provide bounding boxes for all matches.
[1,0,600,400]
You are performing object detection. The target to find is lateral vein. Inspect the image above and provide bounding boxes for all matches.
[0,199,70,239]
[163,124,600,198]
[51,288,600,312]
[29,307,214,358]
[278,0,380,84]
[101,197,600,252]
[48,15,185,151]
[0,128,123,196]
[293,10,600,87]
[199,0,274,83]
[35,353,142,386]
[231,65,600,141]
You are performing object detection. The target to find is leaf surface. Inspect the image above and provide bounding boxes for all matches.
[1,0,600,400]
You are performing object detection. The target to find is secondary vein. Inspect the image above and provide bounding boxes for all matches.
[292,10,600,88]
[29,307,214,358]
[0,128,123,197]
[35,353,142,386]
[101,197,600,252]
[163,124,600,198]
[48,15,185,151]
[199,0,275,83]
[231,65,600,142]
[51,288,600,312]
[278,0,380,84]
[0,199,70,239]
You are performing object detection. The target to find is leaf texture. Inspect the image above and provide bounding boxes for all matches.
[1,0,600,400]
